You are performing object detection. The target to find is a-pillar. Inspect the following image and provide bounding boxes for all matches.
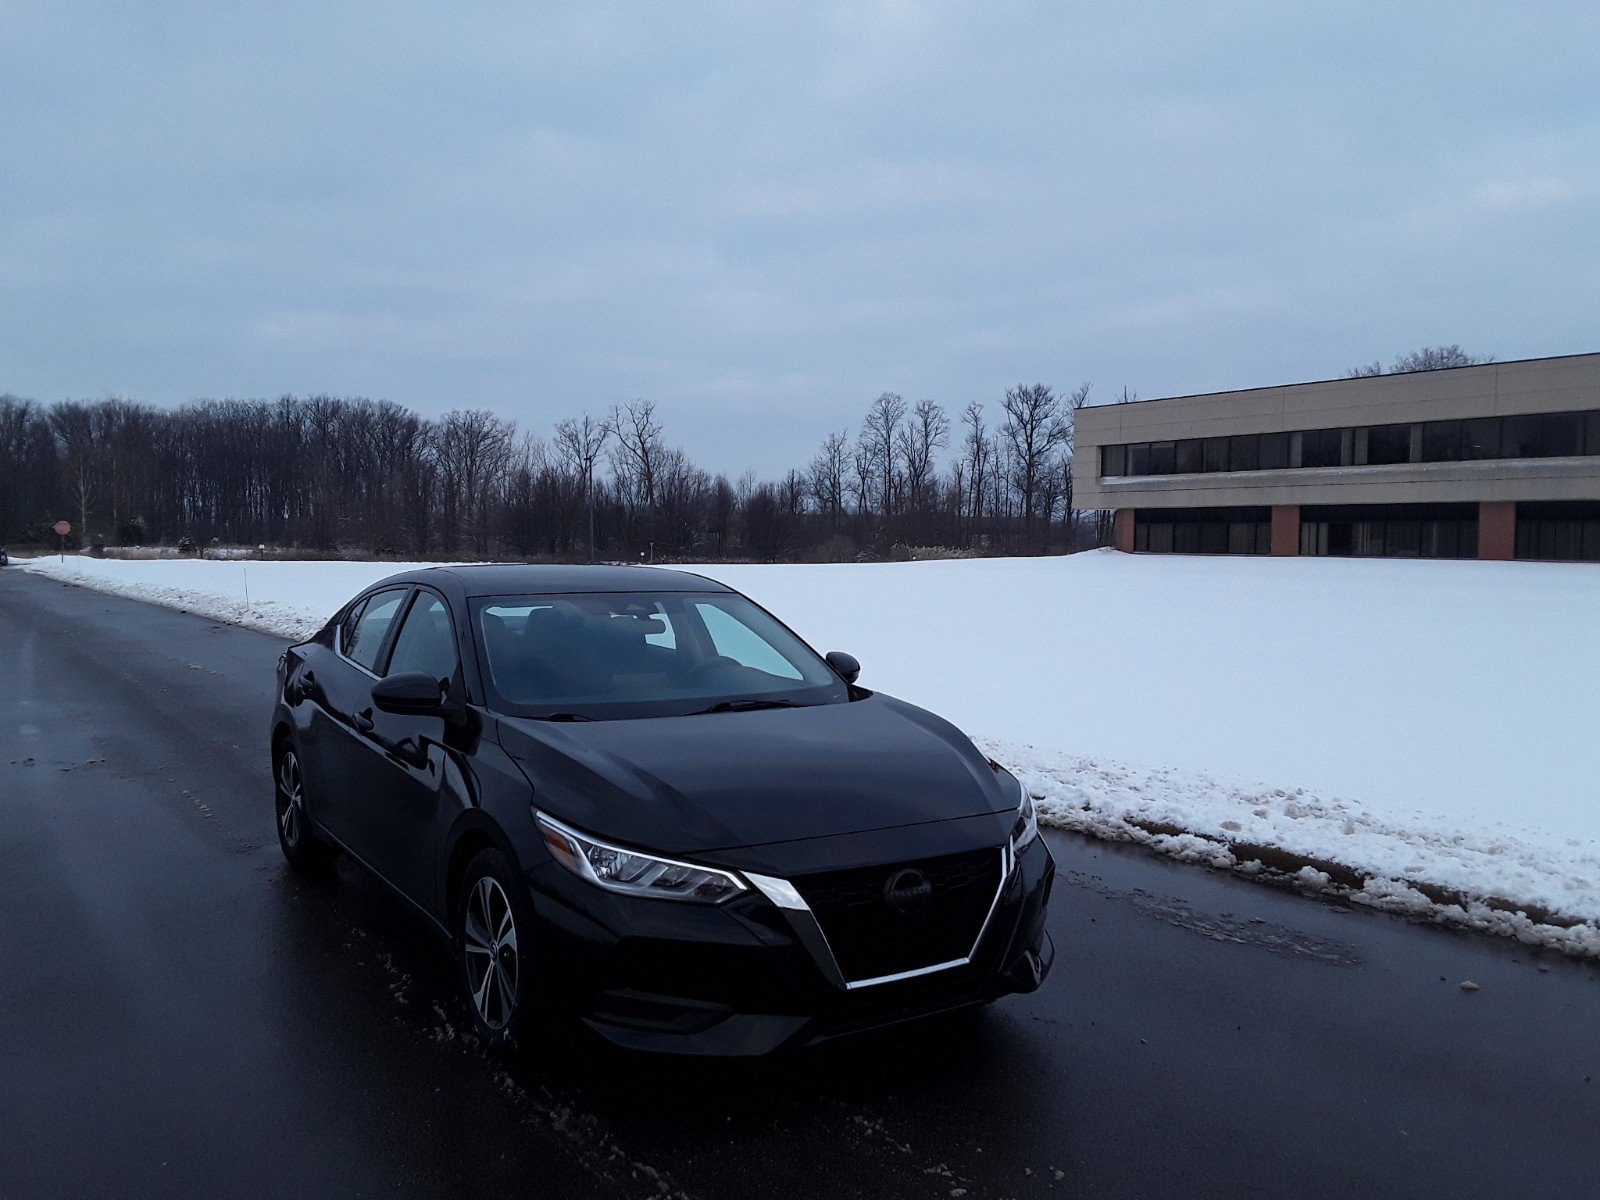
[1478,501,1516,560]
[1114,509,1135,553]
[1270,505,1300,556]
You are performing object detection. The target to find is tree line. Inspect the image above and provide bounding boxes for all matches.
[0,386,1114,561]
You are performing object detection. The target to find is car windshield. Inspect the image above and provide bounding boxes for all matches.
[471,591,849,720]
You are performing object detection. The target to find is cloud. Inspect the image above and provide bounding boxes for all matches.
[1,1,1598,476]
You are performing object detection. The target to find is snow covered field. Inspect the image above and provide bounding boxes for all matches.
[18,551,1600,954]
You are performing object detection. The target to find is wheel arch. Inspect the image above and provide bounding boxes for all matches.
[443,812,523,937]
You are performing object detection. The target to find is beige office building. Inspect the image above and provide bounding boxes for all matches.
[1072,353,1600,561]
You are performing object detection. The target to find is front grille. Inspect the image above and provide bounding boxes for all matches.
[792,847,1003,983]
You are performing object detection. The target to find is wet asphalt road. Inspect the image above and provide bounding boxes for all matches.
[2,569,1597,1200]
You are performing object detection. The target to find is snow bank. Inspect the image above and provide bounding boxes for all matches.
[20,551,1600,954]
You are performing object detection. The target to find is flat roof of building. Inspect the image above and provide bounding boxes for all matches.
[1088,351,1600,411]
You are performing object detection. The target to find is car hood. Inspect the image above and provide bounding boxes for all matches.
[495,694,1013,855]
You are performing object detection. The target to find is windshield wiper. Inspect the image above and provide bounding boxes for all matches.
[536,712,595,722]
[692,698,804,715]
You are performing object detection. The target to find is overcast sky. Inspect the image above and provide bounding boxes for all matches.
[3,2,1597,477]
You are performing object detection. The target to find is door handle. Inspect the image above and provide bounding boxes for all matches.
[353,708,374,733]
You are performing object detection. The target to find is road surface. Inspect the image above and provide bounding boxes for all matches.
[2,568,1596,1199]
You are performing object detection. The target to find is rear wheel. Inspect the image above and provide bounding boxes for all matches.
[456,849,541,1053]
[274,743,338,873]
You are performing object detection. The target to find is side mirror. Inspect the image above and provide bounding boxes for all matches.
[371,671,445,714]
[825,651,860,684]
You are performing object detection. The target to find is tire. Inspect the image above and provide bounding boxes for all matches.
[455,848,541,1054]
[273,741,338,873]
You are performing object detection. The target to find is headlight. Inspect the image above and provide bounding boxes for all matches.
[1010,777,1040,852]
[535,813,746,903]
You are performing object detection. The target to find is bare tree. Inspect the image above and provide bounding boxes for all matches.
[850,439,875,517]
[435,409,514,555]
[0,396,57,542]
[896,399,949,525]
[48,402,100,542]
[808,431,849,530]
[4,381,1142,564]
[555,413,610,560]
[608,400,665,509]
[1000,383,1075,540]
[958,403,991,538]
[1347,345,1493,377]
[781,469,807,517]
[859,392,906,516]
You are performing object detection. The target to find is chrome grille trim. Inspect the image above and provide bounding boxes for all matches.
[748,842,1016,991]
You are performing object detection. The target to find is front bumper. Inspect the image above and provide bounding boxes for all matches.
[524,834,1056,1057]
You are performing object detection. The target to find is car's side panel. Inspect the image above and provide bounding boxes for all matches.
[355,588,483,918]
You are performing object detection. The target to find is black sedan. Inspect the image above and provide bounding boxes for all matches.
[270,564,1054,1056]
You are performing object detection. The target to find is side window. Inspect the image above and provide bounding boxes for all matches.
[343,589,408,672]
[338,598,369,654]
[386,594,460,686]
[693,603,803,680]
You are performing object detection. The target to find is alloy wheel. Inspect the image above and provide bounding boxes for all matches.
[277,750,303,848]
[462,876,520,1030]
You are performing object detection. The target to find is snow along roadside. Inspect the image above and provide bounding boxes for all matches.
[22,556,1600,959]
[984,738,1600,959]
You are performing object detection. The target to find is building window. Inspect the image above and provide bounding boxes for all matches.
[1363,423,1413,465]
[1258,432,1289,471]
[1296,428,1344,468]
[1230,521,1264,553]
[1516,502,1600,562]
[1463,416,1501,459]
[1098,406,1600,478]
[1502,412,1582,458]
[1422,417,1502,462]
[1421,420,1463,461]
[1134,507,1269,555]
[1298,503,1478,559]
[1542,412,1583,456]
[1228,434,1259,471]
[1501,415,1541,458]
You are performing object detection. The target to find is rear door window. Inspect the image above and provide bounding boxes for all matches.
[342,589,408,672]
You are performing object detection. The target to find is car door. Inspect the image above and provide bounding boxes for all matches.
[353,588,466,910]
[307,586,410,854]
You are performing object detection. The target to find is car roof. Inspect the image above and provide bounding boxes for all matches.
[364,563,733,598]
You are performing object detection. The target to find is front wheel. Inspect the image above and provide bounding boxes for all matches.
[274,743,338,873]
[456,849,542,1053]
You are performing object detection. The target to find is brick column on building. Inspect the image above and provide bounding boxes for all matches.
[1113,508,1135,553]
[1478,500,1517,560]
[1270,505,1300,556]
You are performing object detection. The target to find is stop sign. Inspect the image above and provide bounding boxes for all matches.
[53,520,71,536]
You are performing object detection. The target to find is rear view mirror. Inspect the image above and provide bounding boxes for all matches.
[825,651,860,684]
[372,671,445,714]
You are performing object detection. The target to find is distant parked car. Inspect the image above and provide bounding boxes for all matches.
[0,547,8,566]
[269,564,1054,1056]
